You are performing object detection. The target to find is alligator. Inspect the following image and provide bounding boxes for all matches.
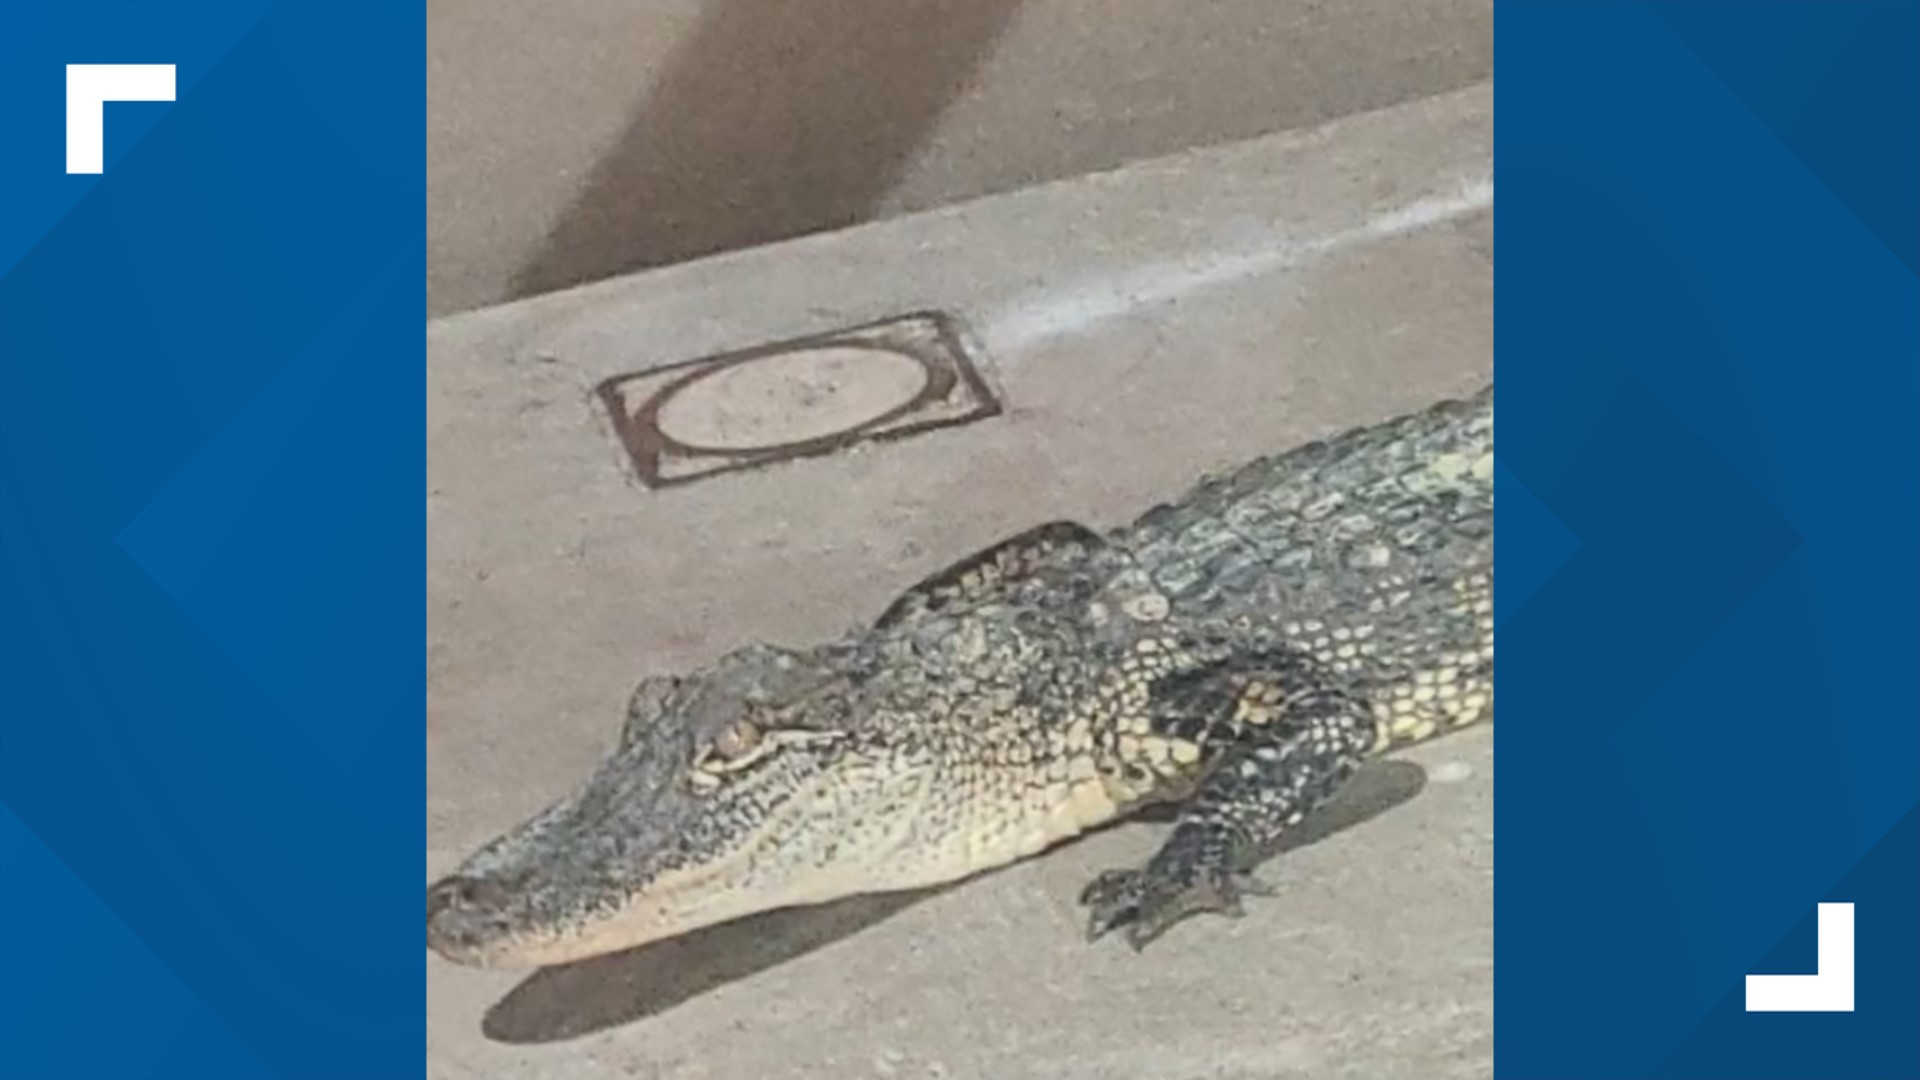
[427,384,1493,967]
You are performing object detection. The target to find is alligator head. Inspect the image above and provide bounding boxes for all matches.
[425,643,941,968]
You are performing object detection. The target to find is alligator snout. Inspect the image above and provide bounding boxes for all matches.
[425,874,514,964]
[427,875,498,923]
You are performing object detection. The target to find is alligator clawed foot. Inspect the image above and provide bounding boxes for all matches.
[1079,865,1275,951]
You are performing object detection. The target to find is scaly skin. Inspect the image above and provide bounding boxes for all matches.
[426,385,1493,966]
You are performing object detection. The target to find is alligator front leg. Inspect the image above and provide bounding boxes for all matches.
[1081,649,1377,950]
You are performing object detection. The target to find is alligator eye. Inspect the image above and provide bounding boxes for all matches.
[686,714,775,787]
[711,717,764,761]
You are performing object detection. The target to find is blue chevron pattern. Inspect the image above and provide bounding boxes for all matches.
[0,4,423,1077]
[3,2,1914,1078]
[1497,4,1918,1077]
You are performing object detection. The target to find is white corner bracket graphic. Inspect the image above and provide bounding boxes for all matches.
[66,64,176,174]
[1745,902,1855,1013]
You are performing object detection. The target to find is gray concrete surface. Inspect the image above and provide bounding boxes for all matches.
[428,83,1493,1080]
[426,0,1493,316]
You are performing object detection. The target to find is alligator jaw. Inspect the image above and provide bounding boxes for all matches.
[423,757,700,969]
[424,655,954,969]
[424,774,880,969]
[424,854,761,969]
[424,750,938,969]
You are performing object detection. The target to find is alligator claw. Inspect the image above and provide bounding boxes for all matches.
[1080,866,1274,950]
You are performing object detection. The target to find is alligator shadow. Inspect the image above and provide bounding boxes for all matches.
[480,758,1427,1043]
[479,882,950,1044]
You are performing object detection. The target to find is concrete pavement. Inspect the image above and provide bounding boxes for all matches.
[426,0,1493,316]
[427,82,1493,1080]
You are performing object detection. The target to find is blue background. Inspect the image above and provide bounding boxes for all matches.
[1,3,423,1078]
[2,1,1916,1079]
[1498,2,1918,1077]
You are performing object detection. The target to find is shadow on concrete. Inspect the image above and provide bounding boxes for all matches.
[507,0,1029,301]
[480,883,952,1044]
[1266,756,1429,855]
[479,757,1428,1044]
